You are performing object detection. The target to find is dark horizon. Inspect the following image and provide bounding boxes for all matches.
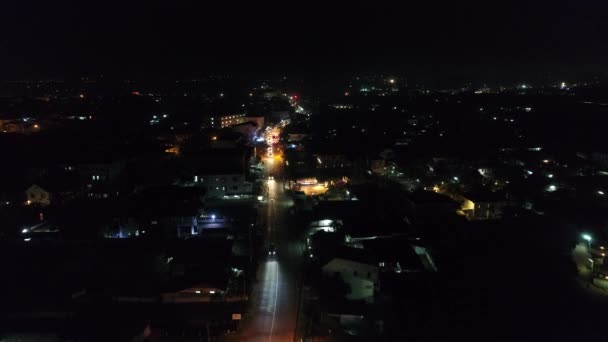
[2,1,607,80]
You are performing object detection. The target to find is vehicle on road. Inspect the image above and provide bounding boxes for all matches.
[268,243,276,256]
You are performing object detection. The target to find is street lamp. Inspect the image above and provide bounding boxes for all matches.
[582,234,592,249]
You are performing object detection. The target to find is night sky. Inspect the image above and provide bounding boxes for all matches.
[1,1,607,79]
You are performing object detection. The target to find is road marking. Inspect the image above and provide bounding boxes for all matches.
[269,262,279,342]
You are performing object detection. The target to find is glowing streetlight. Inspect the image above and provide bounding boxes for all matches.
[582,234,592,249]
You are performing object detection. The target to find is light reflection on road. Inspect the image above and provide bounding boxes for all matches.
[232,126,300,342]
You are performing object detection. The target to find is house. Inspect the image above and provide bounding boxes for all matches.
[404,189,459,222]
[108,186,204,238]
[25,184,51,206]
[322,246,379,303]
[192,150,253,199]
[162,239,234,302]
[77,160,125,185]
[460,190,511,220]
[210,130,245,149]
[359,237,438,273]
[230,121,260,142]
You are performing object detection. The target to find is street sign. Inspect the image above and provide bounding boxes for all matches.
[232,313,242,321]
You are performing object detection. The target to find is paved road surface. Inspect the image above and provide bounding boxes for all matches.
[232,145,303,342]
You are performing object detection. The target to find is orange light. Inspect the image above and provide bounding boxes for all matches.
[211,136,217,141]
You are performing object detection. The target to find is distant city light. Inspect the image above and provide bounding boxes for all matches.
[211,214,216,220]
[560,82,566,89]
[21,228,28,234]
[389,79,395,84]
[598,190,605,195]
[547,185,557,192]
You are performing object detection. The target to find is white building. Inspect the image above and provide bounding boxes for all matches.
[322,249,379,303]
[194,172,252,199]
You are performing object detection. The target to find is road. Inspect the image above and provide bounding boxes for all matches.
[232,131,303,342]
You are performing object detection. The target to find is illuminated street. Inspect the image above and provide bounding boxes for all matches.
[231,126,303,342]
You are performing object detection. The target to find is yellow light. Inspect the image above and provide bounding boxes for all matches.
[33,124,39,129]
[389,79,395,84]
[211,136,217,141]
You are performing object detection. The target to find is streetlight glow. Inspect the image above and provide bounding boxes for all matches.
[582,233,592,250]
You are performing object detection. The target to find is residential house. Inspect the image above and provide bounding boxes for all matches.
[322,247,379,303]
[404,189,459,222]
[192,150,253,199]
[25,184,51,206]
[460,190,511,220]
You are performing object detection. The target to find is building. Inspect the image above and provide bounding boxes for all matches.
[404,189,459,221]
[76,161,126,199]
[460,190,511,220]
[322,247,379,303]
[230,121,261,142]
[209,113,247,128]
[194,170,253,199]
[192,150,253,199]
[315,153,353,170]
[211,131,245,149]
[25,184,51,206]
[106,186,204,238]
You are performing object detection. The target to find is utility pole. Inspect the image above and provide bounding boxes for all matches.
[206,322,210,342]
